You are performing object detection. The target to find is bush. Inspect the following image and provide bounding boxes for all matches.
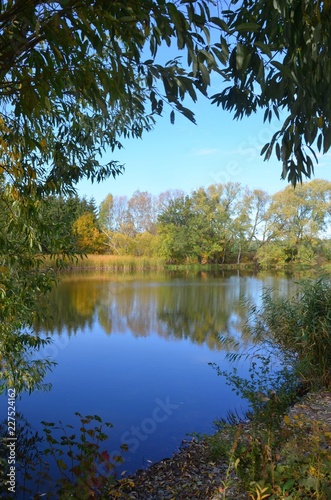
[208,276,331,498]
[245,275,331,389]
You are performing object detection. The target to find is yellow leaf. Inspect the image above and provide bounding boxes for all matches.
[283,415,290,425]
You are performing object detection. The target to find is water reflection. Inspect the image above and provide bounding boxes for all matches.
[36,271,297,351]
[1,271,302,495]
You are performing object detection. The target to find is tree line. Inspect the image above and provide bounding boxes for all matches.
[46,179,331,267]
[2,0,331,397]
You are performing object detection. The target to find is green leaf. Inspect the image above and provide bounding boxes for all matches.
[260,142,270,156]
[275,142,281,160]
[235,22,260,33]
[271,61,292,77]
[212,46,227,65]
[254,41,272,58]
[57,459,68,470]
[210,17,230,33]
[199,62,210,85]
[235,43,249,72]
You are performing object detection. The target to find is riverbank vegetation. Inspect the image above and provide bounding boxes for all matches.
[1,276,330,498]
[40,179,331,270]
[44,254,168,272]
[205,275,331,499]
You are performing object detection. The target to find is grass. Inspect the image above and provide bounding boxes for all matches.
[42,253,331,275]
[206,274,331,499]
[322,262,331,274]
[44,254,167,272]
[246,275,331,388]
[205,409,331,499]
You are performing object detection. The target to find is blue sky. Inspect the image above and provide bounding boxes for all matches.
[77,72,331,207]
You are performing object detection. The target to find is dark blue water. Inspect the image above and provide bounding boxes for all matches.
[0,272,295,497]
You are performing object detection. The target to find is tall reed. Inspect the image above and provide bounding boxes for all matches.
[67,254,167,271]
[245,275,331,389]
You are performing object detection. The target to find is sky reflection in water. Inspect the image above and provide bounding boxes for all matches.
[1,271,296,490]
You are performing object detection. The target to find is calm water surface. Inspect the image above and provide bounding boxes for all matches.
[1,270,296,493]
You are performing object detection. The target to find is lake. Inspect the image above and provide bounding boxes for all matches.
[0,270,297,495]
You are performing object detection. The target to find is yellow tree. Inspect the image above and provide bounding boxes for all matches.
[73,213,106,254]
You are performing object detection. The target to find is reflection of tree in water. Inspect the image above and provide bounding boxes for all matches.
[35,273,297,350]
[0,412,44,496]
[35,279,102,336]
[156,280,242,349]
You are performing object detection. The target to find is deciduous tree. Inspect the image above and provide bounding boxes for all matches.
[256,179,331,265]
[0,0,218,392]
[128,190,158,235]
[73,212,106,254]
[211,0,331,183]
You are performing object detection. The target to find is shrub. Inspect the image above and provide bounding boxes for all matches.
[245,275,331,389]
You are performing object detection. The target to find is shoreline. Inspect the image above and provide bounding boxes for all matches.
[112,389,331,499]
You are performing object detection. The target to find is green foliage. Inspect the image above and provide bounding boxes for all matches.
[207,351,296,490]
[256,180,331,267]
[267,414,331,500]
[245,276,331,388]
[0,0,318,191]
[99,194,115,232]
[0,412,127,498]
[95,179,331,265]
[211,355,298,434]
[0,334,56,395]
[154,179,331,266]
[0,183,76,394]
[133,231,161,257]
[206,277,331,497]
[157,195,200,263]
[156,183,255,264]
[211,0,331,184]
[39,413,127,498]
[206,401,331,499]
[36,195,93,254]
[0,0,217,198]
[0,0,217,395]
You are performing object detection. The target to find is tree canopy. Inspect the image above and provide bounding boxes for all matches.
[1,0,331,195]
[211,0,331,184]
[76,180,331,265]
[0,0,217,198]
